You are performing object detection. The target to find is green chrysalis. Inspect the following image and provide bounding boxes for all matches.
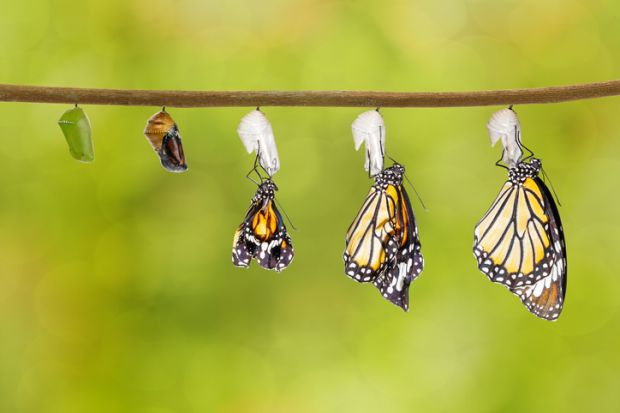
[58,106,94,162]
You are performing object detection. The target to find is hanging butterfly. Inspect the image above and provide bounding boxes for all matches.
[473,157,567,321]
[344,163,424,311]
[232,175,294,272]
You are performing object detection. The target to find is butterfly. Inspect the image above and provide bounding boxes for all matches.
[473,157,567,320]
[344,163,424,311]
[232,178,294,271]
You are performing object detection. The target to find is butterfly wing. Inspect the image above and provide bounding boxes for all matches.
[256,202,294,271]
[159,126,188,172]
[512,177,566,320]
[344,185,399,282]
[233,198,294,272]
[233,201,262,268]
[373,184,424,311]
[473,178,555,289]
[473,176,566,320]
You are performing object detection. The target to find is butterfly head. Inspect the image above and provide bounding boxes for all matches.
[529,158,542,171]
[509,158,542,184]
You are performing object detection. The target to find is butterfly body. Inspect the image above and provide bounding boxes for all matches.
[344,164,423,311]
[233,179,294,272]
[473,158,567,320]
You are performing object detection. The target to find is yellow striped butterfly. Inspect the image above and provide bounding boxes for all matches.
[344,163,424,311]
[473,157,566,320]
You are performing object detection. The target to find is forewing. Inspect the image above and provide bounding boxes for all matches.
[232,226,252,268]
[473,179,555,288]
[159,126,188,172]
[344,186,398,282]
[232,201,261,268]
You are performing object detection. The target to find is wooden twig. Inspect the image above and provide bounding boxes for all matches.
[1,80,620,108]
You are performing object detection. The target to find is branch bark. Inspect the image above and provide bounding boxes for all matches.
[1,80,620,108]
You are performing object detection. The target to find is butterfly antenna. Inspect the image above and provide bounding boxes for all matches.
[275,198,297,231]
[384,151,399,166]
[404,174,428,211]
[541,166,562,207]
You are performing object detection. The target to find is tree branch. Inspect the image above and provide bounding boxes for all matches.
[1,80,620,108]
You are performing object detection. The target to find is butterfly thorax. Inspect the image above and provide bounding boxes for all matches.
[374,164,405,189]
[252,180,277,203]
[508,158,541,185]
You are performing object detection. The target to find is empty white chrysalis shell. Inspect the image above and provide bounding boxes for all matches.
[352,110,385,176]
[237,109,280,176]
[487,108,523,168]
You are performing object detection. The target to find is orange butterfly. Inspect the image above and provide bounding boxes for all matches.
[474,158,567,320]
[233,178,293,271]
[344,164,424,310]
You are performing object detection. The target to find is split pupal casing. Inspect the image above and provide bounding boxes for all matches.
[143,111,188,172]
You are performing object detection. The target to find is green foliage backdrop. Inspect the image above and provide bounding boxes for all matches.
[1,1,620,412]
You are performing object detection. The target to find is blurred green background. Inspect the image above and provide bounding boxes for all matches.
[1,0,620,412]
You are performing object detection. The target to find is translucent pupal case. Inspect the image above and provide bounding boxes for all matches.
[143,110,188,172]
